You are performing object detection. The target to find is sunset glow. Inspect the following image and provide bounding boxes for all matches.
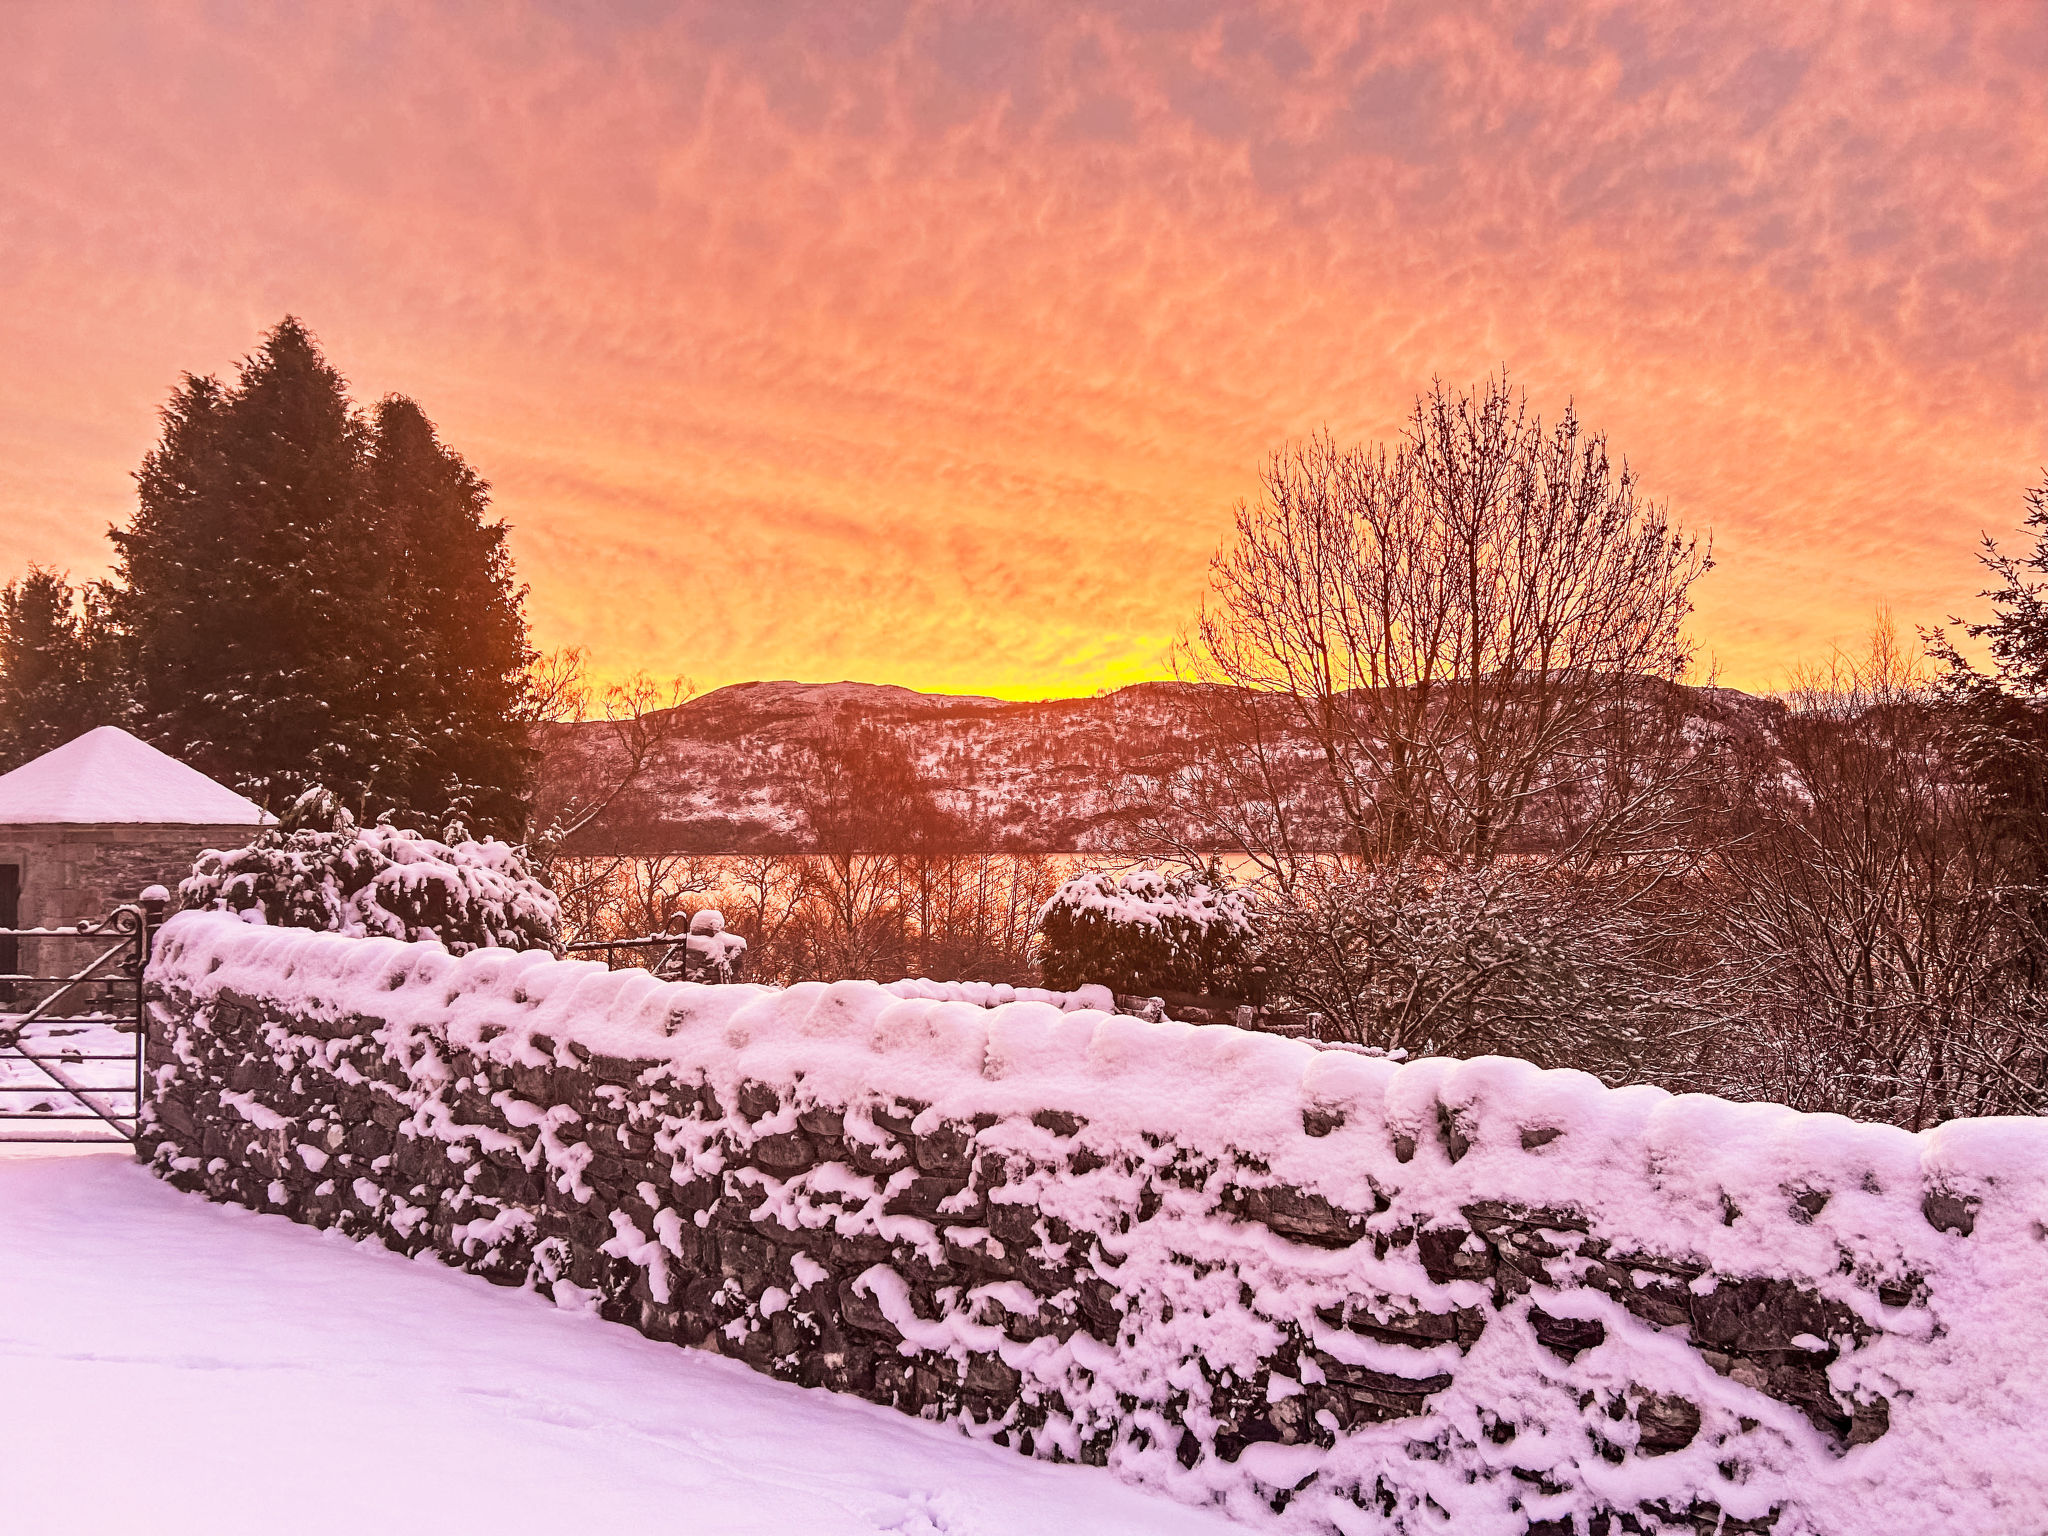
[5,2,2045,698]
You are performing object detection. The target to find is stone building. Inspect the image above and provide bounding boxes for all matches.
[0,728,267,968]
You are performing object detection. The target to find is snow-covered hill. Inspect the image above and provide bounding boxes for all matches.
[538,678,1224,852]
[538,678,1788,855]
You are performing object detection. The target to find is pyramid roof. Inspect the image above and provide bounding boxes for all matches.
[0,727,268,826]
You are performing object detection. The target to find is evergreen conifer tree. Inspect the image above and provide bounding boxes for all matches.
[0,568,120,771]
[108,318,534,830]
[1933,473,2048,875]
[369,395,534,834]
[112,318,396,812]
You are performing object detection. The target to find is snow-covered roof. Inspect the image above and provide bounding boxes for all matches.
[0,727,268,826]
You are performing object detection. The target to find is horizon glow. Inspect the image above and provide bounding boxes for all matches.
[3,2,2044,700]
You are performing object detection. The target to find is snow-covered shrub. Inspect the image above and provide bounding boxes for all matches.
[180,790,558,955]
[651,909,748,984]
[1038,863,1255,996]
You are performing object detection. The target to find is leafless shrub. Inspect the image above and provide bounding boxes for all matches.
[552,850,1068,988]
[1254,855,1712,1081]
[1700,617,2048,1127]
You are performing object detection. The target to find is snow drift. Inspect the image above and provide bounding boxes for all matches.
[139,912,2048,1535]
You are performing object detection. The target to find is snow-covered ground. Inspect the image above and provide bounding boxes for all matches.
[0,1150,1237,1535]
[0,1015,137,1142]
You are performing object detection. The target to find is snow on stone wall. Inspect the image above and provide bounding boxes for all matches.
[139,912,2048,1536]
[881,976,1117,1012]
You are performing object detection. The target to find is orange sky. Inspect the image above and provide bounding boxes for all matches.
[4,1,2045,699]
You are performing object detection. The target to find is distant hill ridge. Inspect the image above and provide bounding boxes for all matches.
[538,677,1783,855]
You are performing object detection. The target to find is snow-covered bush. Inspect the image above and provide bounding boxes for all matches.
[180,789,558,955]
[1038,863,1255,996]
[651,908,748,984]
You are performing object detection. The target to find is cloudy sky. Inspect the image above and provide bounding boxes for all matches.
[4,1,2044,697]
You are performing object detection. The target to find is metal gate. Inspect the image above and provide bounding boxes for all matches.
[0,898,164,1146]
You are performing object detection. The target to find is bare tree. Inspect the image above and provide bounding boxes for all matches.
[523,651,695,931]
[616,853,724,938]
[1178,374,1711,873]
[1112,376,1717,1069]
[519,645,593,731]
[789,720,942,977]
[718,852,814,973]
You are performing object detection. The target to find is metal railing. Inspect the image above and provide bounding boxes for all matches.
[561,935,687,973]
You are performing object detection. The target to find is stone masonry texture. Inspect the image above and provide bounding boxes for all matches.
[133,915,2041,1536]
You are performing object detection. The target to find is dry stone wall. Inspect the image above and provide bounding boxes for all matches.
[138,913,2048,1536]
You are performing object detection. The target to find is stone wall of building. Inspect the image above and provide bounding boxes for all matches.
[0,822,252,928]
[136,913,2048,1536]
[1,822,247,990]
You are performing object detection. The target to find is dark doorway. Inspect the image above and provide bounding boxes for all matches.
[0,863,17,990]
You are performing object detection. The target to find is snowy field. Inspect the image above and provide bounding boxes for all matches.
[0,1150,1237,1535]
[0,1014,137,1142]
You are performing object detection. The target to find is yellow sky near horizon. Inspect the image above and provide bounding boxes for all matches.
[3,1,2044,701]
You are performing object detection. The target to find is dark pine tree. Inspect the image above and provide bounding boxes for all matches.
[0,568,121,771]
[108,318,538,827]
[369,395,535,835]
[1934,472,2048,877]
[112,318,402,814]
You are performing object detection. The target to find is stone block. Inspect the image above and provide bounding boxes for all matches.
[913,1121,976,1177]
[1688,1277,1863,1357]
[585,1052,649,1086]
[869,1099,929,1135]
[155,1094,197,1137]
[736,1079,782,1121]
[1030,1109,1084,1138]
[718,1228,780,1291]
[797,1105,845,1138]
[1235,1185,1366,1249]
[1922,1190,1978,1236]
[1633,1392,1701,1455]
[1585,1261,1694,1329]
[748,1131,816,1174]
[1301,1105,1345,1137]
[842,1136,910,1178]
[1418,1224,1497,1282]
[884,1174,973,1222]
[1530,1306,1606,1361]
[838,1275,900,1338]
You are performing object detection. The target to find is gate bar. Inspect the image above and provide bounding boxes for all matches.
[0,900,159,1144]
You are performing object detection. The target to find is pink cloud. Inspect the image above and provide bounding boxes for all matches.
[1,0,2041,696]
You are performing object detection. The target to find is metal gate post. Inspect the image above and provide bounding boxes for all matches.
[136,886,169,1147]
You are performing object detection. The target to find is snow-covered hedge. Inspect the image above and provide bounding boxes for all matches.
[141,912,2048,1536]
[180,819,558,956]
[1038,865,1256,996]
